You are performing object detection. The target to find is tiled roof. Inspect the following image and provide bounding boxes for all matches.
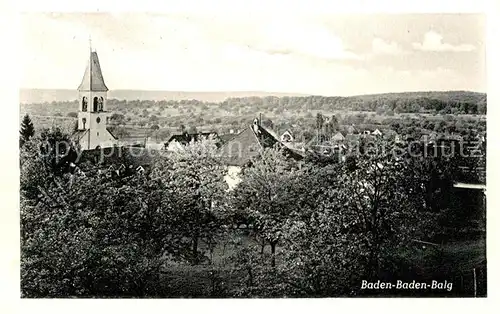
[219,133,237,143]
[220,126,261,166]
[220,124,304,166]
[346,125,358,134]
[332,132,345,140]
[166,132,218,145]
[345,133,361,141]
[281,129,294,137]
[78,52,109,92]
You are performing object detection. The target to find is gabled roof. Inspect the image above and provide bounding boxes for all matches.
[219,133,237,143]
[78,51,109,92]
[346,125,358,134]
[220,126,261,166]
[331,133,345,143]
[281,129,294,137]
[166,132,218,145]
[220,124,303,167]
[345,133,361,141]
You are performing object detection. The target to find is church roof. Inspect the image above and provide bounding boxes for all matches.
[71,129,89,142]
[78,51,109,92]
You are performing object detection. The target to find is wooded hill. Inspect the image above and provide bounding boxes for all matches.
[220,91,487,115]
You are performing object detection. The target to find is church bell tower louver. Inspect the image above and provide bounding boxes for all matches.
[74,39,117,150]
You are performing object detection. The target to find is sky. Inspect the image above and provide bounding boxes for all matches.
[19,12,486,96]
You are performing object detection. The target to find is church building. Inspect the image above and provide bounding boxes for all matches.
[71,48,117,150]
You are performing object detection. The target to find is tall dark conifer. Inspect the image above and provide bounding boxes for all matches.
[20,114,35,147]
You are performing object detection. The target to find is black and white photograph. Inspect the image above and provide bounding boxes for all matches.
[14,2,491,302]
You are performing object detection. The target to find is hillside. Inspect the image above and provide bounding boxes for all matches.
[349,91,486,104]
[19,89,309,104]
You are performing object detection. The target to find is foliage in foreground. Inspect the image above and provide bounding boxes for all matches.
[20,129,484,297]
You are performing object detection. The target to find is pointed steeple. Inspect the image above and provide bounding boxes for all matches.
[77,51,109,92]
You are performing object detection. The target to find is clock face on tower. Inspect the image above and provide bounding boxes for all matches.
[96,117,101,124]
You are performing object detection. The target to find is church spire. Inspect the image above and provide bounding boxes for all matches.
[89,35,92,91]
[77,41,108,92]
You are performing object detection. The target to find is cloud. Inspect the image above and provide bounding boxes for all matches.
[250,18,361,61]
[371,38,404,55]
[20,13,484,95]
[412,30,475,52]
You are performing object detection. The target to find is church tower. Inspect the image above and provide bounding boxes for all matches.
[73,44,117,150]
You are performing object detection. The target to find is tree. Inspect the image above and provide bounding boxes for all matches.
[21,172,169,297]
[150,137,226,265]
[20,114,35,147]
[229,145,304,267]
[344,143,421,278]
[188,126,198,134]
[277,140,427,296]
[261,118,274,129]
[316,113,324,131]
[330,114,339,130]
[477,101,487,115]
[158,129,171,141]
[109,126,130,139]
[110,113,125,125]
[20,129,176,297]
[148,124,161,141]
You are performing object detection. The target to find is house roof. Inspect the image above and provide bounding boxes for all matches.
[71,128,117,143]
[78,51,109,92]
[166,132,218,145]
[220,126,261,167]
[345,133,360,141]
[220,123,304,166]
[346,125,358,133]
[219,133,237,143]
[76,146,163,174]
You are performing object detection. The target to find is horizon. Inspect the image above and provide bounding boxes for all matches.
[19,87,487,100]
[21,13,486,96]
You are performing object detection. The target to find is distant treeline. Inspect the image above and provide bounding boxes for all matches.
[22,91,486,115]
[220,91,487,115]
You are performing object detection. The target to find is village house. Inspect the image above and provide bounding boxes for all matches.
[346,124,358,134]
[220,117,304,190]
[164,132,220,152]
[280,130,294,143]
[372,129,383,137]
[331,131,346,142]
